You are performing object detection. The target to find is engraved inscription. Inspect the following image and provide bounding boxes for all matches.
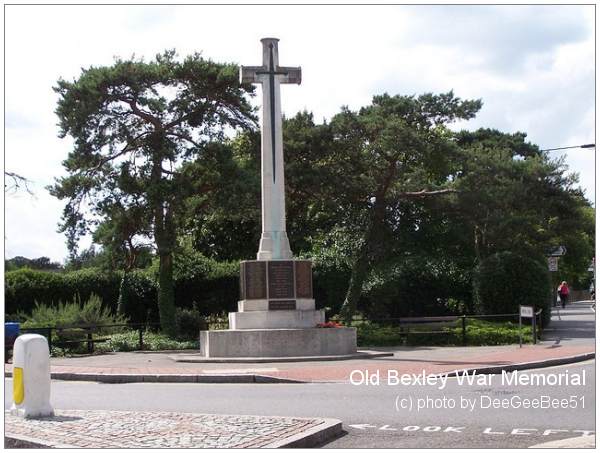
[244,261,267,300]
[268,261,295,299]
[269,300,296,310]
[295,261,313,299]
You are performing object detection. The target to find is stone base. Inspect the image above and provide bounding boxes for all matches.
[199,327,357,358]
[229,309,325,329]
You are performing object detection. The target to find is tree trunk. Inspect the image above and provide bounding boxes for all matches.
[151,143,177,337]
[339,236,373,325]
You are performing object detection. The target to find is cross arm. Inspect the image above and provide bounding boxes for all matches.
[278,66,301,85]
[240,66,264,84]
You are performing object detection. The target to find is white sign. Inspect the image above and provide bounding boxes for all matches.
[548,246,567,257]
[548,257,558,272]
[520,306,534,318]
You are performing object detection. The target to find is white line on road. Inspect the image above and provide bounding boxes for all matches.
[346,424,595,437]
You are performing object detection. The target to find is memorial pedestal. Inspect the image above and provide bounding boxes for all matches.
[200,327,357,358]
[199,259,357,358]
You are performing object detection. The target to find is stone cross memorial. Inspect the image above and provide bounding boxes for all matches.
[199,38,356,358]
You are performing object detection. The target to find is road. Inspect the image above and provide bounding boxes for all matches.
[5,361,595,448]
[542,300,595,345]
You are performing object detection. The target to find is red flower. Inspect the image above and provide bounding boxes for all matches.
[316,321,343,328]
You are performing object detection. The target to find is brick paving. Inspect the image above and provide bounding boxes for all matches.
[5,409,326,448]
[4,343,593,383]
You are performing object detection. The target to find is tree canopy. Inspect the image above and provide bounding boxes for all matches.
[50,50,256,334]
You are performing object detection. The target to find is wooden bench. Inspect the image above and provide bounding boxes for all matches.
[54,338,110,354]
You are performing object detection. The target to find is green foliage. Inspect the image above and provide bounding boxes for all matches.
[117,271,158,324]
[5,256,62,271]
[473,252,551,322]
[21,294,128,328]
[360,257,473,318]
[5,268,121,315]
[356,319,533,347]
[5,268,70,315]
[50,50,256,334]
[96,330,197,353]
[175,305,207,340]
[170,243,239,315]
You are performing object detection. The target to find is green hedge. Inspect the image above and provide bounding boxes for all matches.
[5,268,121,317]
[116,271,158,324]
[5,255,240,322]
[356,319,533,347]
[473,252,551,323]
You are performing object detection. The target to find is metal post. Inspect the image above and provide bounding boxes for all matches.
[532,315,536,345]
[518,307,522,348]
[87,330,93,354]
[461,315,467,346]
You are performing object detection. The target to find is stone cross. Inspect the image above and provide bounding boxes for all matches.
[240,38,301,260]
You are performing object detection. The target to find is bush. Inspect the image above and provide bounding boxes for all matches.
[473,252,551,323]
[5,268,121,315]
[175,305,207,340]
[21,294,128,329]
[20,294,129,350]
[167,250,239,315]
[96,330,197,353]
[117,271,158,325]
[356,318,533,347]
[359,258,473,319]
[5,269,70,315]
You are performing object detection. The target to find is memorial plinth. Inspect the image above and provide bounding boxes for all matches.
[198,38,356,359]
[231,259,323,329]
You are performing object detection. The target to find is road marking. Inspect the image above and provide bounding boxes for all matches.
[347,424,594,437]
[349,424,376,430]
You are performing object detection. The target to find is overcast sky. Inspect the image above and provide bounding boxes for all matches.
[4,4,596,263]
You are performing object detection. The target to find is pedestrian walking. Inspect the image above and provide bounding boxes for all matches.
[557,281,570,309]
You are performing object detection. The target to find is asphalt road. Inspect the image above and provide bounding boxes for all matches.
[5,361,595,448]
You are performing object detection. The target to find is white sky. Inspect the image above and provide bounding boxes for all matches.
[3,4,596,263]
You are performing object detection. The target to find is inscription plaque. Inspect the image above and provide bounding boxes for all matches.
[295,261,313,298]
[268,261,295,299]
[242,261,267,300]
[268,300,296,310]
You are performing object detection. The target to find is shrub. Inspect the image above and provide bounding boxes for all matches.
[21,294,129,350]
[175,305,207,340]
[473,252,551,322]
[117,271,158,325]
[21,294,128,329]
[356,318,533,347]
[5,269,70,315]
[5,268,121,315]
[359,258,473,319]
[95,330,197,353]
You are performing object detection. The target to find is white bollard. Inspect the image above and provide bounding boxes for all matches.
[11,334,54,418]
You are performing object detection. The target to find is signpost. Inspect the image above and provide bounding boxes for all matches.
[519,305,535,347]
